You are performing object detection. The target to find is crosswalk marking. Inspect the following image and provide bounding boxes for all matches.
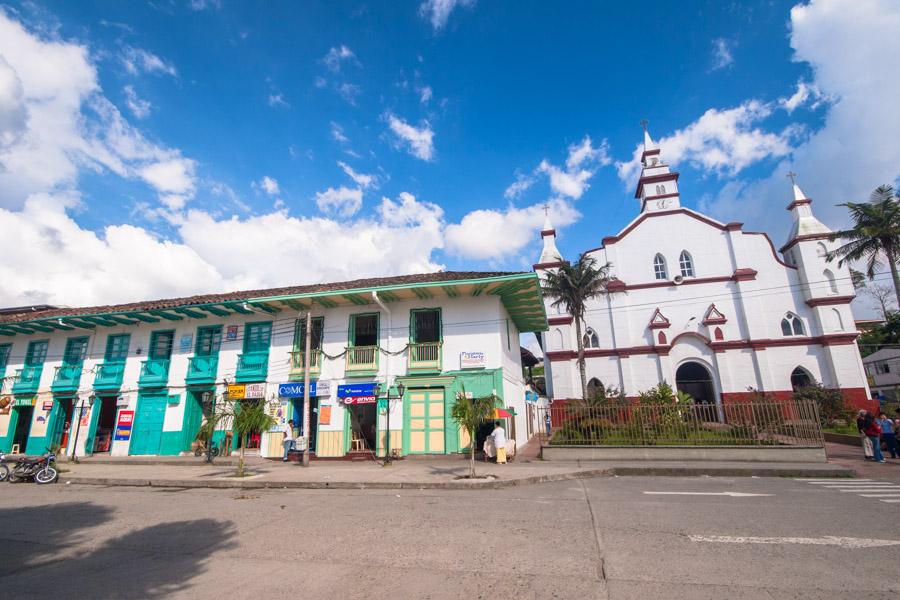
[797,478,900,506]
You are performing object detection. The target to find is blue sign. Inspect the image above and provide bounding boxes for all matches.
[525,391,539,403]
[337,382,377,398]
[279,382,318,398]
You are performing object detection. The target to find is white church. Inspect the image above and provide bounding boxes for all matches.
[534,127,871,410]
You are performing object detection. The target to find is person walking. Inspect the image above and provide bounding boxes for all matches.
[863,413,886,463]
[878,412,897,459]
[491,421,508,465]
[857,410,874,460]
[282,419,296,462]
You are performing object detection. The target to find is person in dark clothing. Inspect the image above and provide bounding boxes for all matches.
[857,410,874,460]
[863,413,885,463]
[878,412,897,459]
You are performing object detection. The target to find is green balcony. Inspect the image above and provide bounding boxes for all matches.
[186,355,219,385]
[51,364,83,392]
[12,366,43,394]
[94,362,126,391]
[235,353,268,382]
[345,346,379,376]
[408,342,442,373]
[138,358,170,388]
[288,350,321,380]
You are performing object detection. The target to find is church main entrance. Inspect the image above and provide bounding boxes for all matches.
[676,361,719,421]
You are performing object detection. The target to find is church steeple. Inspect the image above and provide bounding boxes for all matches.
[784,171,830,246]
[634,121,681,213]
[535,205,563,269]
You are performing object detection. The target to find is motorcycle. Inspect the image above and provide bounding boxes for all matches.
[8,449,58,484]
[0,452,9,483]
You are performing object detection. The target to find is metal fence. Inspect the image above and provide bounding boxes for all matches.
[537,400,824,448]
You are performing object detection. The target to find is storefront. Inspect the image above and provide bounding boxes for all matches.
[8,396,35,453]
[226,382,266,452]
[337,382,378,455]
[48,395,75,452]
[271,381,333,456]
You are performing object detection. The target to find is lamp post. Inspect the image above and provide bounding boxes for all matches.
[70,394,95,464]
[384,381,404,465]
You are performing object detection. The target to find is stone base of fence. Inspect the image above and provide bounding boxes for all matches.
[540,445,827,463]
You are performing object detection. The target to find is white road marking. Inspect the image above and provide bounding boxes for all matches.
[689,535,900,548]
[860,493,900,497]
[838,487,900,492]
[881,499,900,503]
[797,479,872,482]
[643,491,773,497]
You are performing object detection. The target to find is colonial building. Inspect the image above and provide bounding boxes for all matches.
[0,272,546,458]
[535,127,871,409]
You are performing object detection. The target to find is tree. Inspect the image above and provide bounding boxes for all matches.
[223,399,276,477]
[541,254,614,400]
[829,185,900,302]
[450,388,496,478]
[861,283,897,319]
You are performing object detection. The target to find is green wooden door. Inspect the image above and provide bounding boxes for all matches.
[130,392,167,455]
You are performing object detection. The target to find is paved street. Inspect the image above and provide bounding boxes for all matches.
[2,476,899,599]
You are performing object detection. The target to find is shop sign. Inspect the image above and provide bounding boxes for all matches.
[278,381,332,398]
[114,410,134,441]
[226,325,239,341]
[319,405,332,425]
[337,382,378,398]
[460,351,486,369]
[525,390,539,403]
[179,333,193,353]
[227,384,245,400]
[244,383,266,399]
[13,397,35,407]
[116,396,129,407]
[343,396,376,405]
[42,400,54,410]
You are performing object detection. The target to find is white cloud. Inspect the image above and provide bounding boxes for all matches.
[700,0,900,239]
[267,93,288,108]
[322,45,356,73]
[258,176,279,196]
[386,113,435,161]
[710,38,734,71]
[445,199,579,260]
[138,158,196,210]
[417,85,433,104]
[779,80,825,113]
[337,161,375,189]
[419,0,475,31]
[189,0,221,10]
[336,82,361,104]
[504,172,536,199]
[314,76,327,89]
[330,121,349,144]
[123,85,151,119]
[121,46,177,77]
[536,136,610,200]
[315,186,363,218]
[616,101,795,185]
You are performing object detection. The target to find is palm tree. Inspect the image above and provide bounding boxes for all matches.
[829,185,900,302]
[450,387,496,478]
[541,253,614,401]
[229,400,276,477]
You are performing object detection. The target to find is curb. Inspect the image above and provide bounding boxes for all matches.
[59,464,854,490]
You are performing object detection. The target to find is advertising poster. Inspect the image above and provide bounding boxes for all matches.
[226,325,239,341]
[114,410,134,441]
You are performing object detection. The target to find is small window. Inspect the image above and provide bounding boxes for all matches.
[196,326,223,356]
[25,340,49,365]
[823,269,838,295]
[105,334,130,362]
[63,337,88,364]
[149,331,174,360]
[582,328,599,349]
[655,184,666,195]
[412,309,441,344]
[351,314,379,347]
[243,322,273,353]
[553,328,564,350]
[294,317,324,350]
[653,254,668,280]
[790,367,813,390]
[780,313,804,337]
[0,344,10,369]
[679,251,695,277]
[816,242,827,257]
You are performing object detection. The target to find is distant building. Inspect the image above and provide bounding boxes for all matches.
[0,272,547,457]
[862,348,900,401]
[534,126,871,410]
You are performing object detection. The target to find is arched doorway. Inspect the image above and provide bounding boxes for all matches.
[790,367,813,390]
[676,361,718,421]
[586,378,603,401]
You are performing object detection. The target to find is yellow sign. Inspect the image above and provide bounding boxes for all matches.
[227,384,246,400]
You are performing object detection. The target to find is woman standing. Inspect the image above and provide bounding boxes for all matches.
[857,410,874,460]
[863,413,886,463]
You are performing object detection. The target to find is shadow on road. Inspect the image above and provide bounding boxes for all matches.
[0,501,237,598]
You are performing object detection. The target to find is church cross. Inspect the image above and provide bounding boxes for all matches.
[542,203,550,216]
[786,171,798,186]
[640,119,649,132]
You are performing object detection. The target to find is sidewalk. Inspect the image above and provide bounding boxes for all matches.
[57,454,853,490]
[824,441,900,481]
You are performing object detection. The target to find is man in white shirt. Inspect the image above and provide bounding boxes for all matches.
[491,422,508,464]
[282,419,296,462]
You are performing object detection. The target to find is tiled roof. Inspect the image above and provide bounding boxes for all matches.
[0,271,523,324]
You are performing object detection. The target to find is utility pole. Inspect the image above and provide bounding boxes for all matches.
[302,311,312,467]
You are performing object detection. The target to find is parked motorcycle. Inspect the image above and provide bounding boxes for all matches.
[0,452,9,483]
[8,449,58,484]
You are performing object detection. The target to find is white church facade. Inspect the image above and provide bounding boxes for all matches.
[535,128,872,409]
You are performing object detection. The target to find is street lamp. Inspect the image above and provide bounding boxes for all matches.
[70,394,95,464]
[384,381,405,465]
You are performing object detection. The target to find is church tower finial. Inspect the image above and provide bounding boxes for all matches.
[782,171,830,248]
[535,205,563,269]
[634,122,680,213]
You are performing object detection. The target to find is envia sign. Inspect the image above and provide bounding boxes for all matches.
[337,382,378,398]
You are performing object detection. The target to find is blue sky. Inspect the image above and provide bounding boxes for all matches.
[0,0,897,313]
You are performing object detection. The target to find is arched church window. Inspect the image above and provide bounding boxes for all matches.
[831,308,844,332]
[790,367,813,390]
[679,251,695,277]
[658,331,667,345]
[582,328,600,349]
[653,254,668,280]
[780,313,805,337]
[714,327,724,341]
[553,328,564,350]
[586,378,604,400]
[816,242,827,258]
[823,269,838,295]
[655,184,666,195]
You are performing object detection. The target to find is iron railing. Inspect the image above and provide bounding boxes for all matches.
[346,346,378,372]
[538,400,824,448]
[408,341,441,370]
[289,350,321,377]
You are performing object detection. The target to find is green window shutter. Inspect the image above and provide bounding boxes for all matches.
[244,322,272,353]
[196,326,222,356]
[149,331,175,360]
[105,334,131,362]
[294,318,323,351]
[63,337,88,365]
[26,340,49,365]
[0,344,10,369]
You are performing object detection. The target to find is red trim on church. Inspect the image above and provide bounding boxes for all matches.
[786,198,812,211]
[648,308,671,329]
[533,261,565,270]
[635,172,681,198]
[779,233,832,253]
[547,316,573,325]
[733,268,758,281]
[806,295,856,307]
[540,229,556,237]
[613,269,756,291]
[702,304,727,325]
[744,231,798,270]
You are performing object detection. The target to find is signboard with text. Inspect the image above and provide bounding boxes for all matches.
[342,396,376,405]
[227,384,245,400]
[114,410,134,441]
[460,351,486,369]
[337,382,377,398]
[244,383,266,399]
[278,381,332,398]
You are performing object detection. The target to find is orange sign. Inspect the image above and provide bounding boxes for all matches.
[319,405,332,425]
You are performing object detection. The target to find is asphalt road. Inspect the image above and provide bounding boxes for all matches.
[1,476,899,599]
